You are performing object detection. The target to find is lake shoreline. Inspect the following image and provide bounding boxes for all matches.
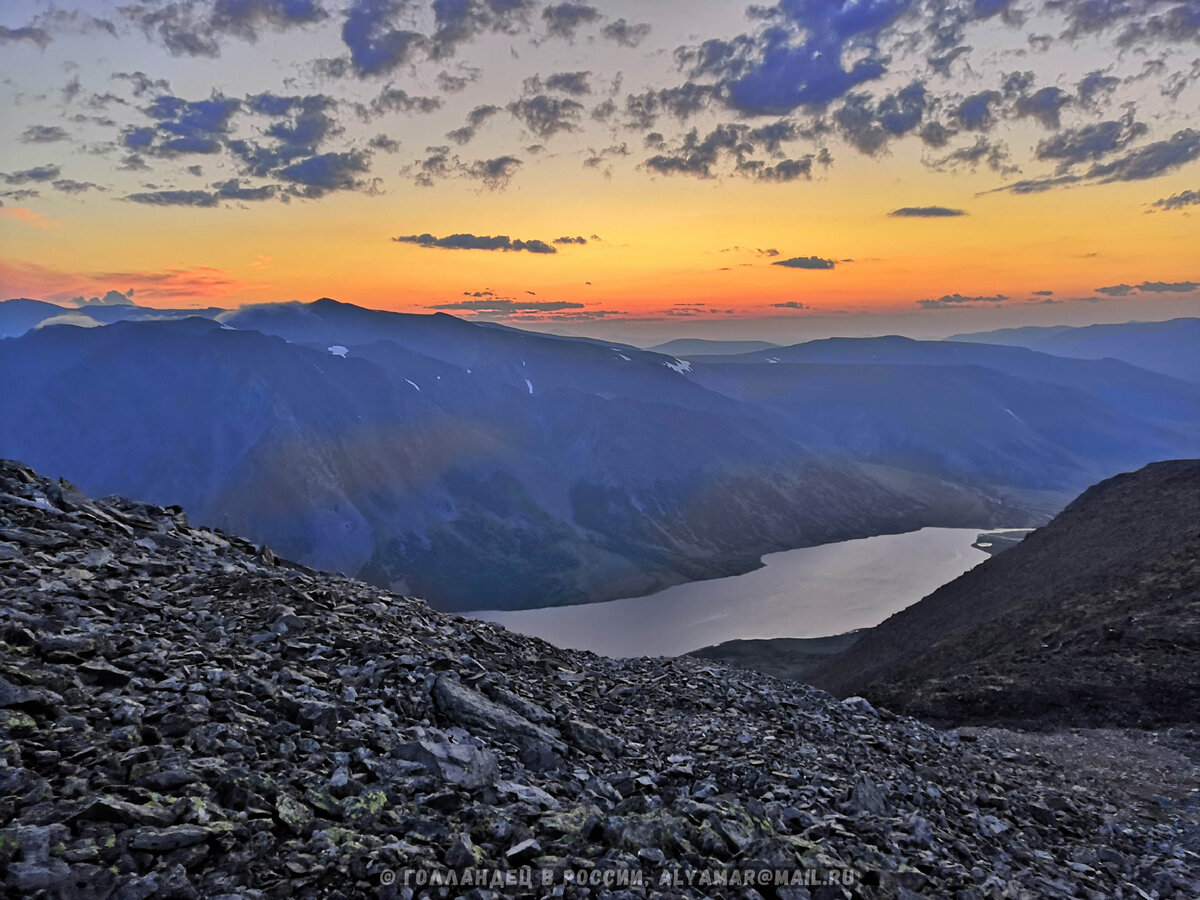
[466,525,1032,658]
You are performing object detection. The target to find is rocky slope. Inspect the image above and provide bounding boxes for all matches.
[811,460,1200,729]
[1,460,1197,898]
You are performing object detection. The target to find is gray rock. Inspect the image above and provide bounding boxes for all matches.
[393,738,499,789]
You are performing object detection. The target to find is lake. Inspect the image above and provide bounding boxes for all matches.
[467,527,1004,657]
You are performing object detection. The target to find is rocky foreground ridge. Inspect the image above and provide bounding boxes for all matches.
[0,460,1197,898]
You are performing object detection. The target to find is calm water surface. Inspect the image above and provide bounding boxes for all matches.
[468,527,999,657]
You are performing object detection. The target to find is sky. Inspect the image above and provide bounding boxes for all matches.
[0,0,1197,344]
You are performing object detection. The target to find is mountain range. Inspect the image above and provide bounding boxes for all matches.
[2,298,1198,610]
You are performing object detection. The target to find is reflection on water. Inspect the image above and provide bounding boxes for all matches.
[468,527,1001,658]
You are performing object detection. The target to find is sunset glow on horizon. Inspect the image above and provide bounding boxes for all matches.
[1,0,1197,343]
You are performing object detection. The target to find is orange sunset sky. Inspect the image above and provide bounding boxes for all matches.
[1,0,1197,343]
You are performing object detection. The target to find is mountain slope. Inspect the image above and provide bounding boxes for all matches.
[950,318,1200,384]
[811,459,1200,728]
[0,460,1195,897]
[1,316,1016,610]
[3,303,1197,610]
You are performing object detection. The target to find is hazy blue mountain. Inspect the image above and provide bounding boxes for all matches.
[0,299,75,337]
[646,338,781,356]
[2,301,1197,610]
[0,297,224,337]
[950,318,1200,384]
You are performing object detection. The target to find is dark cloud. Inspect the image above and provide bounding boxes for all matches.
[524,71,592,96]
[53,179,104,194]
[553,236,587,244]
[918,292,1008,308]
[934,136,1012,173]
[278,150,373,197]
[20,125,70,144]
[436,69,481,94]
[0,189,41,202]
[208,0,327,39]
[920,121,956,148]
[983,173,1082,195]
[1076,70,1120,108]
[1136,280,1198,293]
[126,0,325,54]
[583,143,630,171]
[835,83,926,155]
[0,25,51,48]
[446,104,501,144]
[772,300,810,309]
[677,0,911,115]
[1032,290,1054,296]
[462,156,523,189]
[430,0,535,57]
[130,93,241,156]
[953,91,1003,131]
[1035,114,1148,169]
[2,165,63,185]
[541,3,601,40]
[113,71,173,98]
[122,3,221,56]
[1013,86,1072,129]
[369,133,401,152]
[507,95,585,139]
[643,123,816,181]
[126,189,220,207]
[602,18,650,47]
[213,178,278,201]
[356,84,442,118]
[624,84,719,129]
[1095,284,1132,296]
[1086,129,1200,182]
[229,92,370,196]
[773,256,837,270]
[341,0,425,76]
[889,206,966,217]
[429,299,584,311]
[393,232,558,253]
[1153,188,1200,211]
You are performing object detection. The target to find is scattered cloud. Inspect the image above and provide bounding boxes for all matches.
[541,4,601,41]
[1153,189,1200,211]
[1086,129,1200,183]
[772,301,810,309]
[19,126,70,144]
[918,293,1009,308]
[0,24,51,49]
[69,288,136,307]
[340,0,425,76]
[53,179,104,194]
[430,298,584,312]
[507,95,585,139]
[392,233,558,253]
[2,165,63,185]
[773,256,836,270]
[889,206,966,217]
[1135,280,1198,293]
[602,18,650,47]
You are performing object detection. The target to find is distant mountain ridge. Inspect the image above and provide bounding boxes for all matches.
[810,459,1200,728]
[950,317,1200,385]
[2,299,1198,610]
